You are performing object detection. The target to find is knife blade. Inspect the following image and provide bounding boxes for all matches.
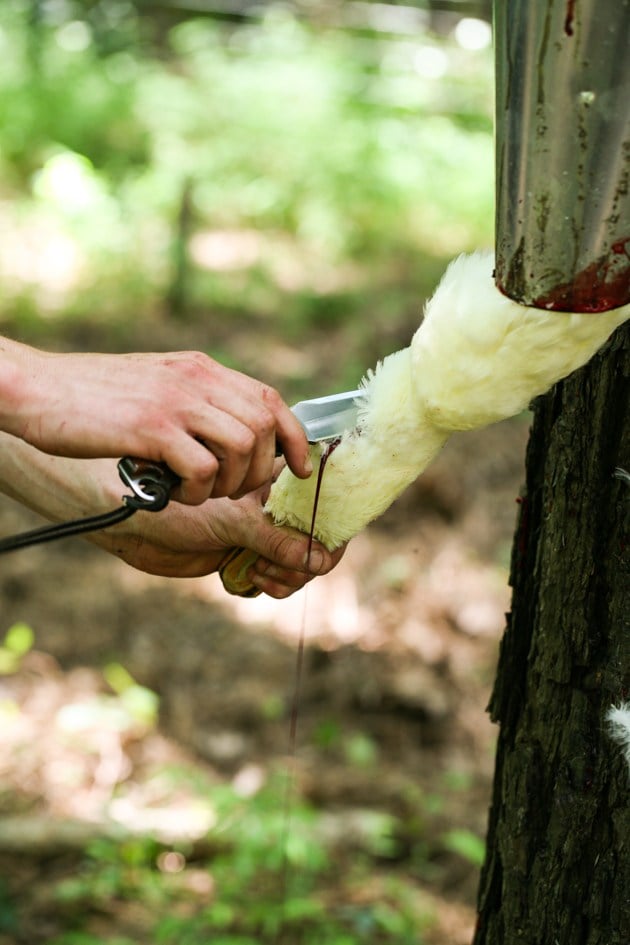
[291,389,362,443]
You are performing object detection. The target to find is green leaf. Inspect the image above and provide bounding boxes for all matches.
[0,622,35,674]
[4,621,34,656]
[441,828,486,866]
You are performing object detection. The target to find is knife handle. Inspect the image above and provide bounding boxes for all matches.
[219,547,262,597]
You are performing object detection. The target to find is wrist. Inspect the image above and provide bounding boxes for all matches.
[0,339,45,440]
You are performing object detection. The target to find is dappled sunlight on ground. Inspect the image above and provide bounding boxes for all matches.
[0,423,526,945]
[0,414,527,943]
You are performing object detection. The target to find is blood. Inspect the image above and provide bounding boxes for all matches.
[285,436,342,769]
[564,0,576,36]
[531,242,630,312]
[287,437,342,768]
[612,237,630,257]
[277,437,342,937]
[289,437,342,759]
[306,437,342,563]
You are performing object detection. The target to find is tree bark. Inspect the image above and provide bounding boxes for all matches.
[473,323,630,945]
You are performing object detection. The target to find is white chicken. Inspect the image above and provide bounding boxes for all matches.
[266,250,629,549]
[607,704,630,777]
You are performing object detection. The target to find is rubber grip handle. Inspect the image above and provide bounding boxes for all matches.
[219,547,262,597]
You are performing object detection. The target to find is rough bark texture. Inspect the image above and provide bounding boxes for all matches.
[473,323,630,945]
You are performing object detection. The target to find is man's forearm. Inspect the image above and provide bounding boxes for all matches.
[0,431,120,524]
[0,338,39,441]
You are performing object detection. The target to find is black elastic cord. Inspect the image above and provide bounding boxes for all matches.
[0,458,179,555]
[0,503,137,555]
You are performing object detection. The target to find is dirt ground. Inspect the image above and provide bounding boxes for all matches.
[0,398,530,943]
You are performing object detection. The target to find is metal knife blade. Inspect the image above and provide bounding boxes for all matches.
[291,389,363,443]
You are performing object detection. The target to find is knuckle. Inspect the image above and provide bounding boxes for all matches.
[256,406,276,437]
[260,384,282,411]
[195,452,220,480]
[232,427,257,457]
[182,351,210,379]
[145,414,176,445]
[272,533,302,569]
[164,351,209,381]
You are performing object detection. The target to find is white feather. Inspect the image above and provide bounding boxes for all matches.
[411,251,629,430]
[606,703,630,776]
[267,347,449,549]
[266,251,630,549]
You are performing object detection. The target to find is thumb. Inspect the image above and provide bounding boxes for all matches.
[217,489,344,577]
[253,521,328,575]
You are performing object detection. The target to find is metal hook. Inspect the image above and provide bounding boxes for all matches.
[117,458,180,512]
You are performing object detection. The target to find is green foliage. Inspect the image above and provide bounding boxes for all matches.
[0,621,34,674]
[43,773,429,944]
[441,767,476,792]
[54,835,162,907]
[0,11,490,938]
[103,661,159,727]
[441,828,486,866]
[0,878,18,935]
[343,732,380,767]
[50,935,137,945]
[0,1,493,337]
[314,717,343,748]
[0,1,145,178]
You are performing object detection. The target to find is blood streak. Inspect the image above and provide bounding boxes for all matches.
[307,437,342,563]
[532,242,630,312]
[290,436,342,761]
[278,437,342,936]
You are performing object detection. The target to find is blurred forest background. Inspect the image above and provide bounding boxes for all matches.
[0,2,531,944]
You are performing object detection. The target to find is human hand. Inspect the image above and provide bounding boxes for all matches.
[0,437,345,599]
[0,342,311,505]
[94,465,346,598]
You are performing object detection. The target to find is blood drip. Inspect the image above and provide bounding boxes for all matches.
[306,437,342,565]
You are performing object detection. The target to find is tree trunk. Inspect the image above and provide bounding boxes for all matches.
[473,323,630,945]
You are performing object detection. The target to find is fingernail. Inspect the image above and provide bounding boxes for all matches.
[303,455,313,476]
[261,563,281,579]
[303,548,324,573]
